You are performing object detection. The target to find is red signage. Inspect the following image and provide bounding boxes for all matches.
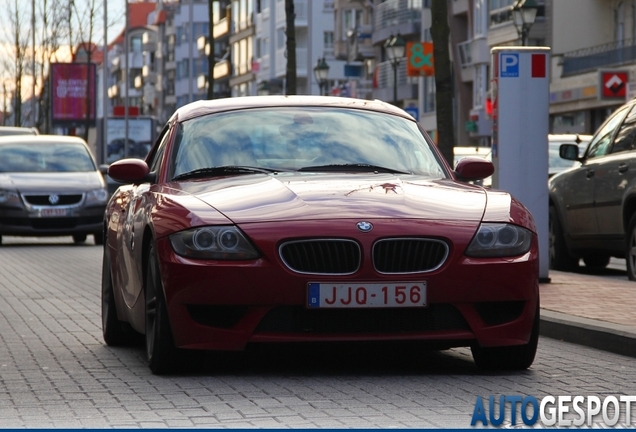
[50,63,96,124]
[406,42,434,77]
[601,71,628,99]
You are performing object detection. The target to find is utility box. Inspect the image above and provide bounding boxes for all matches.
[491,47,551,281]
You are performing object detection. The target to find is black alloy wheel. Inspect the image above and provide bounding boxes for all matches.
[626,214,636,281]
[145,242,178,374]
[101,246,138,345]
[548,206,578,271]
[73,234,87,244]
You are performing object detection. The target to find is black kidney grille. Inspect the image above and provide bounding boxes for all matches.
[280,240,360,274]
[373,238,448,273]
[23,194,83,206]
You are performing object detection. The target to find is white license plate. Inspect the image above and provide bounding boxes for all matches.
[307,282,427,308]
[40,208,68,217]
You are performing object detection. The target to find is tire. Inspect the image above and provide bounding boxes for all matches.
[626,214,636,281]
[471,304,539,371]
[145,243,178,374]
[94,231,104,245]
[73,234,87,244]
[582,254,610,268]
[102,247,138,346]
[549,206,579,271]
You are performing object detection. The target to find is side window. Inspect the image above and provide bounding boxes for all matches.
[610,106,636,154]
[148,126,170,172]
[586,105,630,159]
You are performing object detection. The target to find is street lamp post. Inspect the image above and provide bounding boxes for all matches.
[511,0,539,46]
[383,34,406,106]
[257,81,271,96]
[313,57,330,96]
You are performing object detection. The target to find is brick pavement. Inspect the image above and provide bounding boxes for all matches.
[1,237,636,427]
[539,270,636,358]
[541,270,636,327]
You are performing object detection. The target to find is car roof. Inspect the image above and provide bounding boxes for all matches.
[169,95,416,123]
[548,134,593,144]
[0,134,88,146]
[0,126,38,136]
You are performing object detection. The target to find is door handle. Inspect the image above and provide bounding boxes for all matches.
[619,164,629,173]
[586,169,595,178]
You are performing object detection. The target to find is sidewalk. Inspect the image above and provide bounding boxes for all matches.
[539,270,636,358]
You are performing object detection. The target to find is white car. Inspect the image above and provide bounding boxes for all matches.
[548,134,592,177]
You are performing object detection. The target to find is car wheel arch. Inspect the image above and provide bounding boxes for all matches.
[622,195,636,234]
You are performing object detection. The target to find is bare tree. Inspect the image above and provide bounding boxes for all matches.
[430,0,455,165]
[0,0,31,126]
[71,0,100,142]
[284,0,297,95]
[36,0,68,133]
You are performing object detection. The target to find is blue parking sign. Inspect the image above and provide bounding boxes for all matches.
[500,53,519,78]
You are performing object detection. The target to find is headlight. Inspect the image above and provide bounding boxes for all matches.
[170,226,260,260]
[465,223,532,257]
[0,189,21,205]
[86,188,109,205]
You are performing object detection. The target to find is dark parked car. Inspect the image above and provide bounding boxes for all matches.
[0,135,108,244]
[104,96,539,374]
[549,98,636,277]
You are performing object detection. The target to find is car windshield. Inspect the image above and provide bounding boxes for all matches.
[170,107,448,179]
[0,143,96,173]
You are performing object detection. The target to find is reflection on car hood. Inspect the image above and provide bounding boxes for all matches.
[172,172,489,223]
[0,172,104,192]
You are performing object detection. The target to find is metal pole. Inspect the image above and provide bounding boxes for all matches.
[392,62,398,105]
[102,0,108,164]
[124,0,129,158]
[31,0,35,127]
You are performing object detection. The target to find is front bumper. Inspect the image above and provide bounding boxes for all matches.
[0,205,105,237]
[153,222,540,352]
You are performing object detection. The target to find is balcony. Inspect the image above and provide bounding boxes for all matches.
[372,60,418,103]
[374,0,422,39]
[142,31,156,52]
[142,65,157,84]
[562,38,636,76]
[276,0,308,26]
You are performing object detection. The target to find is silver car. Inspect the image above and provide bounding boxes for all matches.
[0,135,108,245]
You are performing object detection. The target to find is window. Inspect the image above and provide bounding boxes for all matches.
[586,106,630,159]
[131,36,142,53]
[277,28,285,49]
[324,31,334,49]
[342,9,363,41]
[610,105,636,154]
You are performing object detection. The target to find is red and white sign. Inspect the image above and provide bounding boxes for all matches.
[601,71,629,99]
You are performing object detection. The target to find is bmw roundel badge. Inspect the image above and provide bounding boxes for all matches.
[356,221,373,232]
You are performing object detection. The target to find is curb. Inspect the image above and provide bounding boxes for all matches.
[540,309,636,358]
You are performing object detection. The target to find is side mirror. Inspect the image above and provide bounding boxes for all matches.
[455,157,495,181]
[108,158,154,183]
[559,143,580,161]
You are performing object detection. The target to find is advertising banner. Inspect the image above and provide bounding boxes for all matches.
[50,63,96,125]
[105,118,155,163]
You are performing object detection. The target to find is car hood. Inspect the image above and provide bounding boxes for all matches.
[0,172,105,192]
[169,172,489,223]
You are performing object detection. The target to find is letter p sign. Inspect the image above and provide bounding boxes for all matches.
[500,53,519,78]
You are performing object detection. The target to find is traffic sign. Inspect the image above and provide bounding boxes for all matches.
[600,71,629,99]
[406,42,434,77]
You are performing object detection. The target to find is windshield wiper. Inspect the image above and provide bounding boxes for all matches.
[173,165,279,181]
[297,163,410,174]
